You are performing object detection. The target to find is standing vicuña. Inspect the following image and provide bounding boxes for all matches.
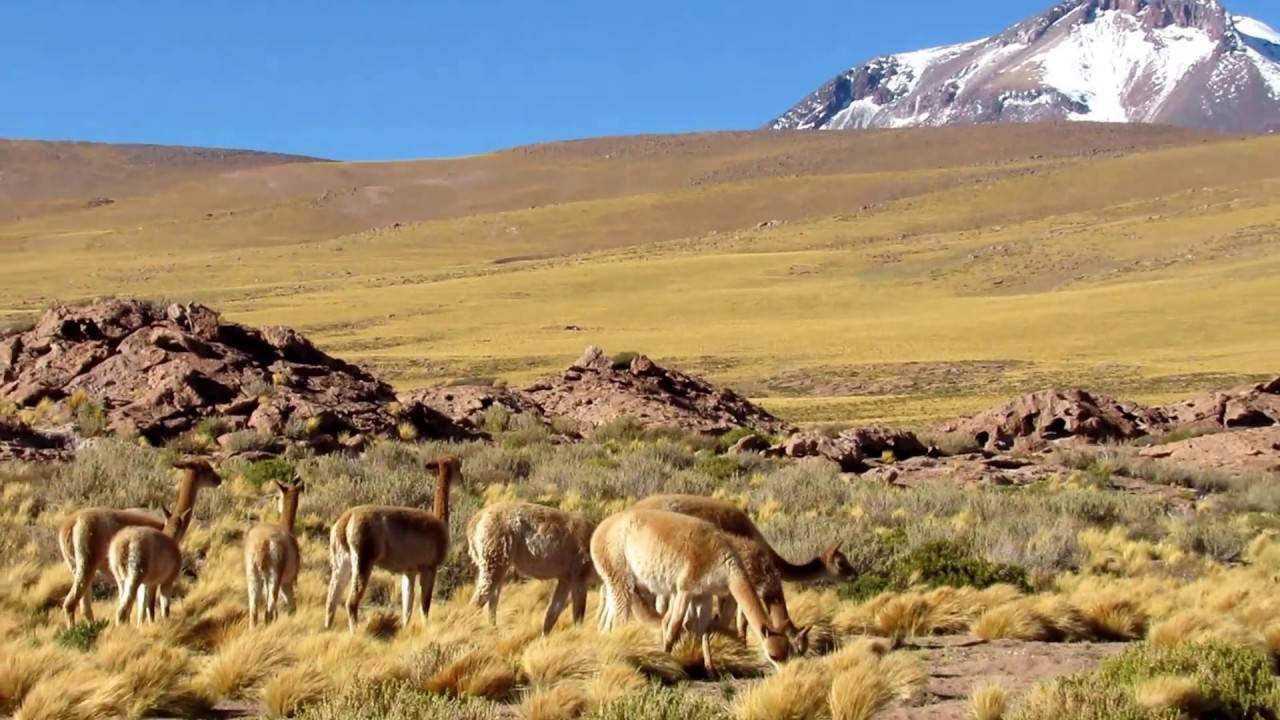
[107,504,196,625]
[466,500,596,634]
[59,458,222,628]
[325,454,462,632]
[245,478,305,627]
[590,507,799,677]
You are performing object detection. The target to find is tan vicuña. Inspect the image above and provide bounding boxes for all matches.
[687,532,811,655]
[244,478,305,627]
[465,500,596,634]
[633,493,854,621]
[106,504,197,625]
[324,454,461,632]
[589,506,792,678]
[58,457,222,628]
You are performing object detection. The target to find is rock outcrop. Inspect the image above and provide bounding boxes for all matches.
[397,384,554,434]
[1157,376,1280,432]
[521,346,794,436]
[765,426,930,472]
[0,299,472,447]
[931,388,1167,452]
[0,417,75,462]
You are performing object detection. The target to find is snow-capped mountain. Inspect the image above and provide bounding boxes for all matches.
[768,0,1280,134]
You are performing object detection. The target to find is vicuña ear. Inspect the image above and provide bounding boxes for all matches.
[160,504,172,519]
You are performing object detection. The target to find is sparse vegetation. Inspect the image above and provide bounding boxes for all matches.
[0,420,1277,718]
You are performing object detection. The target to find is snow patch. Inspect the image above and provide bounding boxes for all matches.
[1232,15,1280,46]
[1033,10,1216,122]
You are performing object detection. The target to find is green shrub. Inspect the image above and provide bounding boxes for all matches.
[54,619,108,651]
[694,454,744,483]
[241,458,295,490]
[837,537,1031,602]
[1013,639,1280,720]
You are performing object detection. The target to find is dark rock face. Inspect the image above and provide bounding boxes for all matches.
[0,299,474,447]
[768,0,1279,135]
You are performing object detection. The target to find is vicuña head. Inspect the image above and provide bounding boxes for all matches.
[325,453,461,633]
[58,456,222,628]
[107,503,196,625]
[244,476,306,627]
[465,500,597,634]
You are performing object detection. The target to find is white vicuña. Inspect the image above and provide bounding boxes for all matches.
[466,500,596,634]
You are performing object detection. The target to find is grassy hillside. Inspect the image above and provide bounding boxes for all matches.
[2,123,1277,426]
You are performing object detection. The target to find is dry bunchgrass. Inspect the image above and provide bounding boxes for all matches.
[3,428,1280,719]
[969,683,1008,720]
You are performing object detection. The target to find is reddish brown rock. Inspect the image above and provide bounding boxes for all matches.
[0,299,474,447]
[1138,426,1280,475]
[521,346,794,436]
[1158,376,1280,433]
[931,389,1166,452]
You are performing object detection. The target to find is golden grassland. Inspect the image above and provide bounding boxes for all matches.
[2,124,1279,425]
[1,416,1279,719]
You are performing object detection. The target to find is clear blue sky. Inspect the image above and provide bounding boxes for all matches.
[1,0,1274,161]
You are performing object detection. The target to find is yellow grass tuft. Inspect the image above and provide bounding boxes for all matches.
[877,650,928,704]
[972,601,1051,642]
[197,627,296,700]
[260,664,333,719]
[0,643,72,715]
[424,649,519,701]
[1132,675,1204,715]
[85,642,214,718]
[969,682,1008,720]
[13,668,112,720]
[520,680,591,720]
[363,609,402,641]
[828,662,895,720]
[581,662,646,710]
[734,657,834,720]
[520,634,601,687]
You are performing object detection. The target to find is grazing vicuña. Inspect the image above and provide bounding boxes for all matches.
[590,506,794,678]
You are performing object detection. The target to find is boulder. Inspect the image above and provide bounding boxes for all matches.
[1158,376,1280,433]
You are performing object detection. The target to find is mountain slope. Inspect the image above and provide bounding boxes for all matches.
[769,0,1280,134]
[0,139,325,222]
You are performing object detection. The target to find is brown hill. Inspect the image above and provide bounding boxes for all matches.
[0,139,324,223]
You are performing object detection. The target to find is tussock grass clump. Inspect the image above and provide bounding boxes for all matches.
[970,682,1008,720]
